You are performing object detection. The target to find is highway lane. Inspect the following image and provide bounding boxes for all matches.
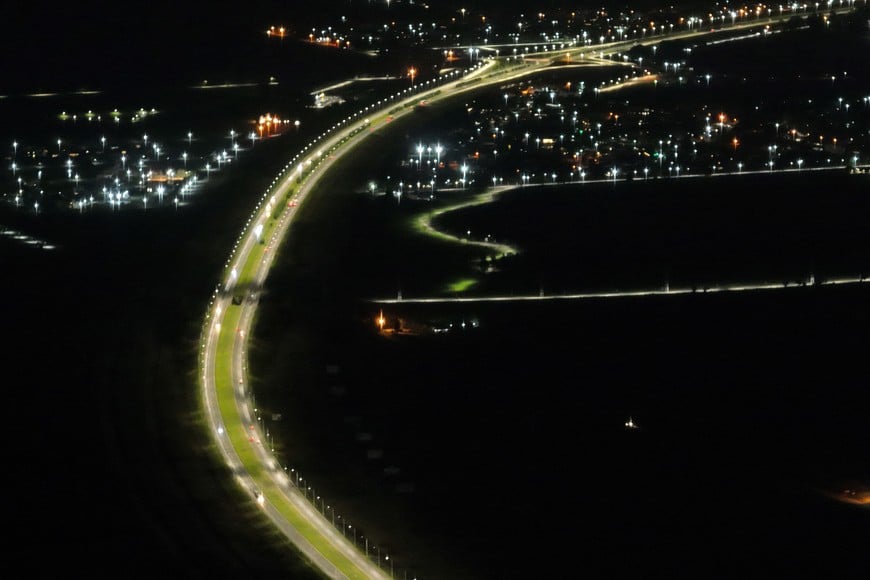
[199,71,477,577]
[199,7,865,578]
[203,122,391,579]
[201,52,513,578]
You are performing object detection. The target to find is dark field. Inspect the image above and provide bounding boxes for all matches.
[248,105,870,578]
[0,126,328,577]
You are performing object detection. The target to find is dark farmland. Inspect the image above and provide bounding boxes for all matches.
[249,109,870,578]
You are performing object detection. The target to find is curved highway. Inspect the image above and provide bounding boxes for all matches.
[198,8,861,578]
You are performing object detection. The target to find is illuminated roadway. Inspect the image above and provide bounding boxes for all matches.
[199,6,864,578]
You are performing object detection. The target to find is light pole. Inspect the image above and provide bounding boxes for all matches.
[187,131,193,146]
[658,140,663,173]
